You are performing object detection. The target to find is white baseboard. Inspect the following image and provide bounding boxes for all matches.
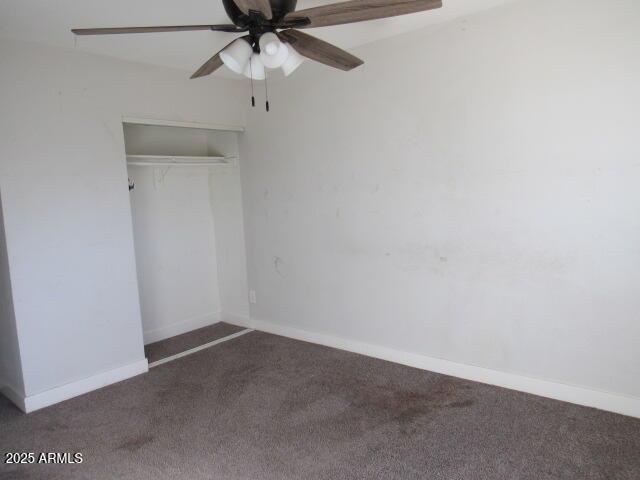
[1,383,26,412]
[220,312,252,328]
[246,318,640,419]
[19,359,149,414]
[143,312,221,345]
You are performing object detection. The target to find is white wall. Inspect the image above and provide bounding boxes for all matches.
[207,133,251,323]
[0,36,247,403]
[0,195,24,399]
[210,165,251,321]
[128,165,223,344]
[239,0,640,409]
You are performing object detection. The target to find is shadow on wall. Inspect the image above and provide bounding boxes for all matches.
[0,190,25,400]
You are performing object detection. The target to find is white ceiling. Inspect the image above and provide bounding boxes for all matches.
[0,0,517,79]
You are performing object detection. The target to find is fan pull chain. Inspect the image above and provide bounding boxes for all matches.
[249,58,256,107]
[264,70,270,112]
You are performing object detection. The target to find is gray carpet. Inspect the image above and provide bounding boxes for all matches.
[144,322,246,363]
[1,330,638,479]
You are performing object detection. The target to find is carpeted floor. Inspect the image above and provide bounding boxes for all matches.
[1,330,639,479]
[144,322,246,363]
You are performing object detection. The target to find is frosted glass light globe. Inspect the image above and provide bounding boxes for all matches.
[219,38,252,74]
[259,33,279,54]
[281,45,304,76]
[259,32,289,69]
[265,42,278,55]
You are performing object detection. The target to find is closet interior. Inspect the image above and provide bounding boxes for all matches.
[124,120,250,347]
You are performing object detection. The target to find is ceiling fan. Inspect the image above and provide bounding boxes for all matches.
[72,0,442,107]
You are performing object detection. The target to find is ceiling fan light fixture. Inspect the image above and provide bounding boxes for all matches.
[259,32,279,55]
[281,44,304,76]
[73,0,446,84]
[219,37,253,74]
[259,32,290,69]
[263,39,279,55]
[243,53,266,80]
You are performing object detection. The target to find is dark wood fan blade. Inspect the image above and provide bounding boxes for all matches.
[231,0,273,19]
[190,54,225,79]
[71,25,244,35]
[278,29,363,71]
[191,37,249,79]
[284,0,442,28]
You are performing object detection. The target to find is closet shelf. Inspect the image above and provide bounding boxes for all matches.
[126,155,237,167]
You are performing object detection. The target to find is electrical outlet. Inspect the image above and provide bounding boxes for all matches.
[249,290,257,304]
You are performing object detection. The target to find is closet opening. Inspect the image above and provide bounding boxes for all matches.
[123,119,250,362]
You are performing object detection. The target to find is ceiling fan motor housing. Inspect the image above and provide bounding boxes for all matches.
[222,0,298,28]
